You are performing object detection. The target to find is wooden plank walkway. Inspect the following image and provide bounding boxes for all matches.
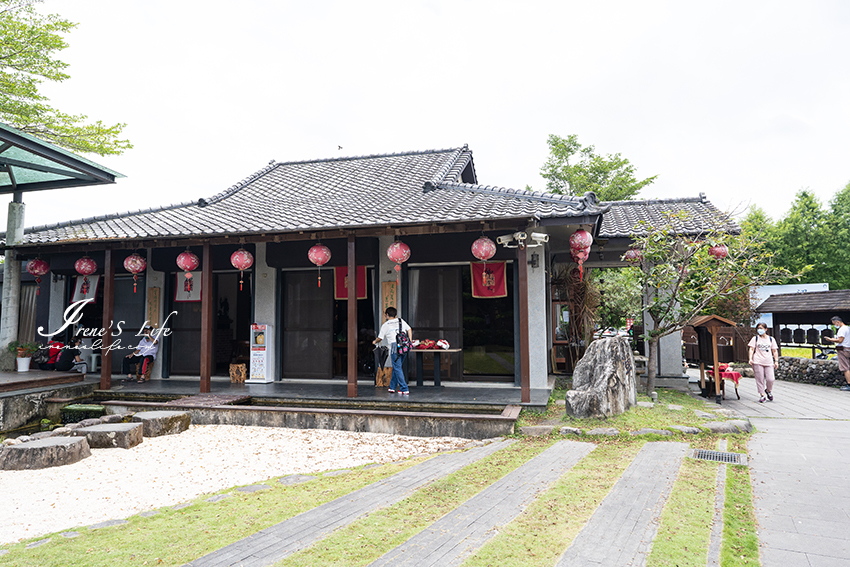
[368,440,596,567]
[182,439,514,567]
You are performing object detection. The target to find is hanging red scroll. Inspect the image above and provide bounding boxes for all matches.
[471,261,507,299]
[333,266,367,300]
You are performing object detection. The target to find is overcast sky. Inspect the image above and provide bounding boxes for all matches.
[5,0,849,232]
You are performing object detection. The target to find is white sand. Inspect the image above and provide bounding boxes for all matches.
[0,425,469,544]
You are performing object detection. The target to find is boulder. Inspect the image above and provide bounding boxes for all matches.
[668,425,701,435]
[564,337,637,419]
[0,436,91,470]
[71,423,144,449]
[132,411,191,437]
[559,427,583,436]
[101,414,125,424]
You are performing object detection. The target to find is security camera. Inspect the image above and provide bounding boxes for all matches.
[496,234,516,247]
[530,232,549,244]
[513,231,527,242]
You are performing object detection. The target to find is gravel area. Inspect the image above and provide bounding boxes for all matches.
[0,425,470,544]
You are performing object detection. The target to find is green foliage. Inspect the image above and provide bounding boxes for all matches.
[0,0,131,155]
[771,190,829,284]
[594,267,642,328]
[629,210,799,393]
[539,134,656,201]
[7,340,40,356]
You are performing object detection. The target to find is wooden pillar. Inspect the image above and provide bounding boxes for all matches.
[711,327,721,404]
[517,245,530,403]
[200,243,213,393]
[99,247,115,389]
[699,361,705,391]
[347,235,357,397]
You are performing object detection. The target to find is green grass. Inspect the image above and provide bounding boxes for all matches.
[781,346,815,359]
[646,457,717,567]
[462,440,645,567]
[721,437,761,566]
[274,438,550,567]
[0,460,426,567]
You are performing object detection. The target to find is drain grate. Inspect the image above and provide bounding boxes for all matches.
[689,449,748,466]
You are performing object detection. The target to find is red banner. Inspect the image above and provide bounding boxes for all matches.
[334,266,367,300]
[471,261,507,298]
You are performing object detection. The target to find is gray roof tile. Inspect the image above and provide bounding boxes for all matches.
[598,193,739,238]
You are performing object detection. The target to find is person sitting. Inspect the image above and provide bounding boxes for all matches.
[123,326,159,383]
[54,338,87,374]
[38,340,64,371]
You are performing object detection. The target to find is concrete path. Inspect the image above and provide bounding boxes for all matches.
[183,439,513,567]
[713,377,850,566]
[369,440,595,566]
[555,441,690,566]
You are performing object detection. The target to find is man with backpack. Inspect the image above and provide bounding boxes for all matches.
[373,307,412,395]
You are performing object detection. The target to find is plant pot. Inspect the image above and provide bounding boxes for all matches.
[16,356,32,372]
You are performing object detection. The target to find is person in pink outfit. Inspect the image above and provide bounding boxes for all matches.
[748,322,779,403]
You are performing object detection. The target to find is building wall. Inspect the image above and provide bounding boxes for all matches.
[252,243,277,377]
[145,253,166,379]
[527,249,549,389]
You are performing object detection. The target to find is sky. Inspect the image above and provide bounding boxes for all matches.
[5,0,849,232]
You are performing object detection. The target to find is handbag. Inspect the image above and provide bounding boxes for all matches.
[395,319,412,355]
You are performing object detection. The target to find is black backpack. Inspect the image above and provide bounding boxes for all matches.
[395,319,412,355]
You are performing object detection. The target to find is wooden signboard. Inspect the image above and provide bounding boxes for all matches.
[147,287,160,327]
[381,281,397,321]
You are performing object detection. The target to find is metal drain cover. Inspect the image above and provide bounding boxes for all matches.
[688,449,748,466]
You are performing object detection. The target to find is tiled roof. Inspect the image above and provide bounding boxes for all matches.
[598,193,740,239]
[756,290,850,313]
[16,146,607,246]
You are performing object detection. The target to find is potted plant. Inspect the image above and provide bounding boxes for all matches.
[8,341,41,372]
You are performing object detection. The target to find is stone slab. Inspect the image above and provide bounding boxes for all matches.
[184,439,515,567]
[519,425,555,436]
[0,436,91,470]
[586,427,619,436]
[629,428,673,436]
[206,494,233,503]
[559,426,583,436]
[71,423,143,449]
[61,531,81,538]
[236,484,270,493]
[278,474,318,485]
[89,519,127,530]
[668,425,701,434]
[131,411,190,437]
[636,401,655,408]
[26,538,50,549]
[323,469,352,477]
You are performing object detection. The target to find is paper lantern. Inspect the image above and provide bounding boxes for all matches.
[569,229,593,280]
[307,243,331,287]
[623,248,643,264]
[708,244,728,261]
[387,241,411,285]
[471,236,496,263]
[123,253,146,293]
[26,258,49,296]
[230,248,254,291]
[75,256,97,295]
[176,250,200,296]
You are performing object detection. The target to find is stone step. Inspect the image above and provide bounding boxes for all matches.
[131,410,190,437]
[70,422,144,449]
[0,436,91,470]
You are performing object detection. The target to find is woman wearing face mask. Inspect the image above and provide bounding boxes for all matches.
[748,322,779,403]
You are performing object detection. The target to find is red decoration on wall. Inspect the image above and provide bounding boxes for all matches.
[307,243,331,287]
[471,236,497,263]
[26,258,49,296]
[123,253,147,293]
[569,229,593,280]
[176,250,200,296]
[333,266,367,300]
[471,261,507,298]
[230,248,254,291]
[74,256,97,295]
[387,241,411,286]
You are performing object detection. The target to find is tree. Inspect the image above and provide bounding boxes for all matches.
[771,190,829,284]
[539,134,656,201]
[594,267,642,329]
[824,181,850,289]
[628,211,800,394]
[0,0,130,155]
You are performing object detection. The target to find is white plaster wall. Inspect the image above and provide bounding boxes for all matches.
[46,276,66,338]
[377,235,397,326]
[526,247,549,390]
[252,243,277,377]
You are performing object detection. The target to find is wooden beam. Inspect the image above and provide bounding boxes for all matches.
[100,247,115,389]
[517,245,530,403]
[711,327,721,404]
[199,243,213,393]
[347,235,357,398]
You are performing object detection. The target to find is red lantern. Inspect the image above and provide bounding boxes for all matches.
[230,248,254,291]
[123,253,147,294]
[26,258,49,296]
[623,248,643,264]
[177,250,200,296]
[75,256,98,295]
[307,244,331,287]
[708,244,728,261]
[569,229,593,281]
[471,236,496,263]
[387,241,411,286]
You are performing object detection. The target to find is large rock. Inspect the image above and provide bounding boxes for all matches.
[71,423,144,449]
[0,437,91,470]
[564,337,637,419]
[131,411,190,437]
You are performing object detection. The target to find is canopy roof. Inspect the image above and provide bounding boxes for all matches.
[756,290,850,313]
[0,122,123,194]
